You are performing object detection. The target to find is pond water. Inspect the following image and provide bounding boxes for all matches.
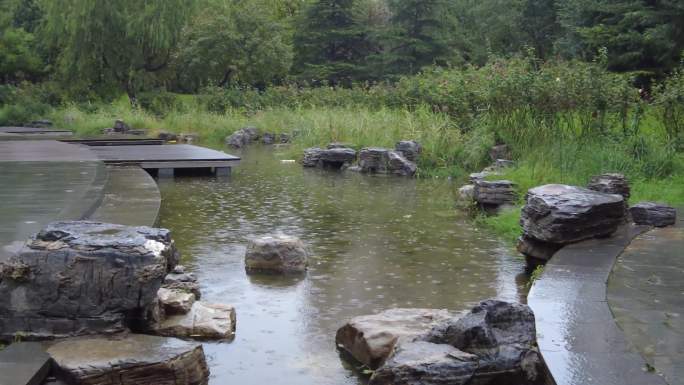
[157,146,529,385]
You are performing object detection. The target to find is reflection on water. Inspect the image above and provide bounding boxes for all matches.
[157,146,528,385]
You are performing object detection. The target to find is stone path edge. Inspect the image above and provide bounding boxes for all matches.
[528,224,668,385]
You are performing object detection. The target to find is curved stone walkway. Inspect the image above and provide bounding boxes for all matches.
[528,224,667,385]
[609,213,683,384]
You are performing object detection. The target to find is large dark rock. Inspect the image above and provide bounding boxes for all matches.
[587,173,630,199]
[421,300,536,354]
[395,141,422,162]
[630,202,677,227]
[302,147,323,167]
[225,127,260,148]
[245,235,308,274]
[262,132,276,145]
[335,308,454,369]
[0,221,178,340]
[473,180,517,207]
[347,300,543,385]
[358,148,417,177]
[319,147,357,167]
[46,334,210,385]
[520,184,626,245]
[388,151,417,176]
[302,146,356,169]
[359,147,390,173]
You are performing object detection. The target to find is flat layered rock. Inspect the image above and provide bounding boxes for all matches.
[358,148,417,176]
[630,202,676,227]
[46,334,209,385]
[369,341,478,385]
[156,302,236,340]
[245,235,308,274]
[0,221,177,339]
[520,184,626,245]
[587,173,631,199]
[395,141,422,162]
[473,180,517,206]
[163,266,202,299]
[158,287,196,315]
[335,308,453,369]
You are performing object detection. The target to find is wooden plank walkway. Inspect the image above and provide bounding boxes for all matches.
[0,140,98,162]
[88,144,240,169]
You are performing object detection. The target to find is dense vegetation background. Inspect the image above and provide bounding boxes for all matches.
[1,0,683,238]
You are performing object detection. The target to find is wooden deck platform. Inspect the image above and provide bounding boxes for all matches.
[88,143,240,176]
[61,138,165,146]
[0,126,72,137]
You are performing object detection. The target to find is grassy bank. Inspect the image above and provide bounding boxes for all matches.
[3,58,683,245]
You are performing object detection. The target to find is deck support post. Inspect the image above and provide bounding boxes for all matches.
[215,167,231,177]
[157,168,175,178]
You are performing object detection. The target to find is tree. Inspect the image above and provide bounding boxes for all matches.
[293,0,371,84]
[174,0,293,91]
[558,0,684,76]
[40,0,194,103]
[521,0,560,59]
[0,0,44,83]
[380,0,456,75]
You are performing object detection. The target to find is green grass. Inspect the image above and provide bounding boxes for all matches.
[474,207,523,245]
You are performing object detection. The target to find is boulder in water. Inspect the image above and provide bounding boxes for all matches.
[335,308,454,369]
[368,300,543,385]
[0,221,178,340]
[245,235,308,274]
[358,148,417,176]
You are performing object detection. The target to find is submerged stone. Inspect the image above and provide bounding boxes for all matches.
[335,308,454,369]
[0,221,178,340]
[46,334,210,385]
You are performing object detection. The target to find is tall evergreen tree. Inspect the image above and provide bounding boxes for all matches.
[293,0,370,85]
[521,0,560,59]
[381,0,454,75]
[558,0,684,76]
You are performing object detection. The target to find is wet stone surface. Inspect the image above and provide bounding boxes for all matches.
[528,224,667,385]
[156,146,528,385]
[609,212,684,385]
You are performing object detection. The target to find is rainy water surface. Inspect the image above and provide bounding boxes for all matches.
[157,146,528,385]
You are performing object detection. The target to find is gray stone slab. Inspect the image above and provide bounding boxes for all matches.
[0,342,52,385]
[608,218,684,385]
[528,224,664,385]
[88,166,161,227]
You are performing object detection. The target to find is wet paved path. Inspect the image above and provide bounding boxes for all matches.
[609,211,684,385]
[528,224,667,385]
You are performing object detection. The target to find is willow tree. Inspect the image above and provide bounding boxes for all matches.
[40,0,194,103]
